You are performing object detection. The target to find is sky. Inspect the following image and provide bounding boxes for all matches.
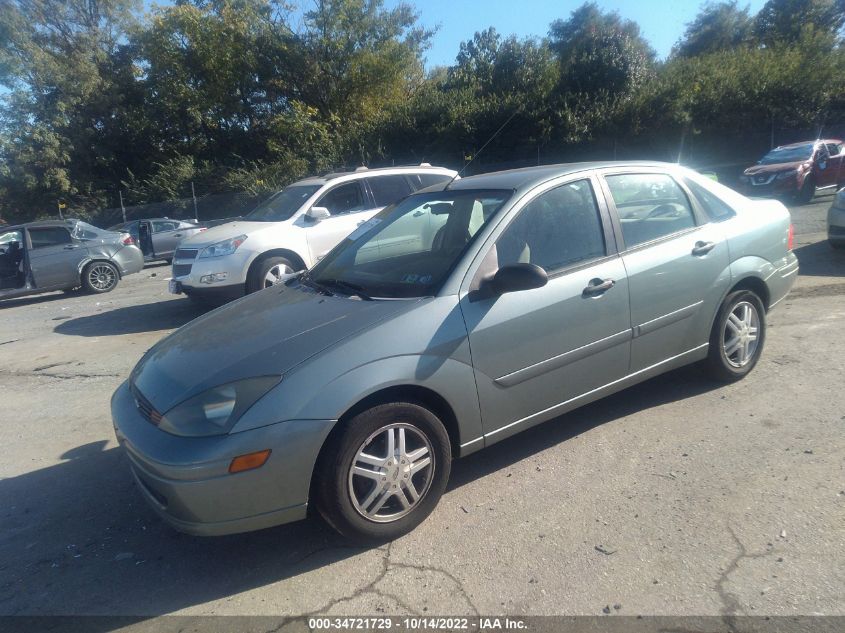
[382,0,770,67]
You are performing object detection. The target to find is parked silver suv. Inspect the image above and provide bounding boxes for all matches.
[168,165,457,303]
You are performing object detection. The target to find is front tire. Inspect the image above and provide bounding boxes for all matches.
[246,256,297,294]
[703,290,766,382]
[796,176,815,204]
[81,261,119,294]
[315,403,451,542]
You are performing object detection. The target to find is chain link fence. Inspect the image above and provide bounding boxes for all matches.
[76,120,845,230]
[90,191,269,229]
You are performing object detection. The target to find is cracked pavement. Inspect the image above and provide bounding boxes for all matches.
[0,194,842,618]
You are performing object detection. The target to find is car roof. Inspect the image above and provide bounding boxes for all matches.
[775,139,842,149]
[443,161,674,195]
[292,164,457,187]
[3,219,79,231]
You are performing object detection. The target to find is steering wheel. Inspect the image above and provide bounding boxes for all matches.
[645,204,679,219]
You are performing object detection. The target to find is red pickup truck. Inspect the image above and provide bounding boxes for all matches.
[738,139,845,203]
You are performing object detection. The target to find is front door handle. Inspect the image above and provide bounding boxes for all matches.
[173,233,182,238]
[63,244,80,250]
[692,240,716,256]
[583,278,615,297]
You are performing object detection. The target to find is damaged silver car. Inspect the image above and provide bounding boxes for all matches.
[0,219,144,300]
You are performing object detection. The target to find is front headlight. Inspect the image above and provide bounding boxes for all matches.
[198,234,248,258]
[776,169,798,180]
[158,376,280,436]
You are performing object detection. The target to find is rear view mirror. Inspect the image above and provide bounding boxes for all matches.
[490,263,548,295]
[306,206,331,222]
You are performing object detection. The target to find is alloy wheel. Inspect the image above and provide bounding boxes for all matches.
[264,263,293,287]
[347,423,435,523]
[723,300,760,367]
[88,264,116,291]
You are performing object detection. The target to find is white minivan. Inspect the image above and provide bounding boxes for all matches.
[169,165,457,302]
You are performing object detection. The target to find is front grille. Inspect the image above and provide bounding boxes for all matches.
[172,263,192,277]
[131,384,162,426]
[174,248,198,260]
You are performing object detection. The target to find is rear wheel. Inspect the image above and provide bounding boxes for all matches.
[703,290,766,382]
[315,403,451,542]
[246,256,297,294]
[81,261,119,294]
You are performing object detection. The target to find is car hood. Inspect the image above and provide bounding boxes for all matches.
[131,283,414,412]
[744,161,805,175]
[180,220,280,247]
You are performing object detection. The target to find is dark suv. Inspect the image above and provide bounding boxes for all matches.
[738,139,844,203]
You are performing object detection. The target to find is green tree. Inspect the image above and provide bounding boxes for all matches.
[548,2,655,97]
[0,0,140,220]
[674,1,754,57]
[754,0,845,45]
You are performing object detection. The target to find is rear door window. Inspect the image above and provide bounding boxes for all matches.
[604,173,697,248]
[367,175,413,207]
[29,227,72,248]
[317,181,367,215]
[417,173,454,189]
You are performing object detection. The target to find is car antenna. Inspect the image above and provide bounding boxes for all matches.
[445,107,521,189]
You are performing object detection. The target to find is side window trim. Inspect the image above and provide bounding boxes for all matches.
[597,169,707,252]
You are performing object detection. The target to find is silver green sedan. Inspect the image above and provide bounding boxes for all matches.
[112,162,798,541]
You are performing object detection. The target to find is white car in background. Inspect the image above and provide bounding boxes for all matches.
[169,165,458,302]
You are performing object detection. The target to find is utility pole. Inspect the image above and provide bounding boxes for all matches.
[119,189,127,224]
[191,181,199,223]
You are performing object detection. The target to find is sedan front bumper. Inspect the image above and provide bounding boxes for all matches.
[111,380,335,536]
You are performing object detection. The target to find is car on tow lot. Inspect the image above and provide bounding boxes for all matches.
[738,139,845,203]
[828,186,845,249]
[113,161,798,541]
[0,219,144,300]
[108,218,205,264]
[168,164,457,303]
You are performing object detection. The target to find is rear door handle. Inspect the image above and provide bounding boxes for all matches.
[692,241,716,256]
[173,233,182,238]
[63,244,80,250]
[583,278,615,297]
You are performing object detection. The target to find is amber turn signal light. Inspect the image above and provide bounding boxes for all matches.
[229,449,271,474]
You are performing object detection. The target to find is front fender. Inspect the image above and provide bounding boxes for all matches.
[234,354,483,452]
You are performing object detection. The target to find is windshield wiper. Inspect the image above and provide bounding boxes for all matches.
[298,271,335,296]
[315,278,373,301]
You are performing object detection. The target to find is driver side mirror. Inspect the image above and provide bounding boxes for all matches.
[306,206,331,222]
[488,263,548,296]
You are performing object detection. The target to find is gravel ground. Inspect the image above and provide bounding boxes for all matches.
[0,192,842,619]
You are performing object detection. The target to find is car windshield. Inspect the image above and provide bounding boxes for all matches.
[307,189,512,299]
[759,144,814,164]
[245,185,322,222]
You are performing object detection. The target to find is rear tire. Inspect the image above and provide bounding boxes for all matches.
[81,261,119,294]
[246,256,297,294]
[315,402,451,543]
[703,290,766,382]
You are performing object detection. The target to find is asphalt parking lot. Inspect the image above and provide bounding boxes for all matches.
[0,193,843,619]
